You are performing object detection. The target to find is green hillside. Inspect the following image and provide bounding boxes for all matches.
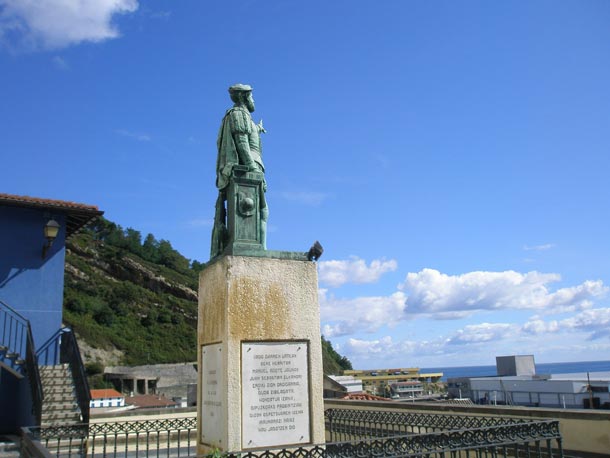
[64,218,351,374]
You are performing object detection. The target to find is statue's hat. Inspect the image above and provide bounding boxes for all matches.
[228,83,252,93]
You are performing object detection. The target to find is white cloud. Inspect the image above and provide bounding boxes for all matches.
[446,323,515,345]
[279,191,328,206]
[322,323,355,339]
[344,336,449,362]
[317,264,607,338]
[0,0,138,50]
[346,336,395,355]
[318,257,397,287]
[338,310,610,367]
[400,269,607,318]
[561,308,610,339]
[523,243,555,251]
[320,289,407,337]
[522,319,559,335]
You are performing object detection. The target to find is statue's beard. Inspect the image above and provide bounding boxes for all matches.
[246,99,255,113]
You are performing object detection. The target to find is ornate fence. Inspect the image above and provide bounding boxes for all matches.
[22,417,197,458]
[22,409,563,458]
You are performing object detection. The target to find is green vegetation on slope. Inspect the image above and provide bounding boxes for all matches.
[321,336,353,374]
[64,217,351,373]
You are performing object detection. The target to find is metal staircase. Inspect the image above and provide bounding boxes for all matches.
[1,300,90,438]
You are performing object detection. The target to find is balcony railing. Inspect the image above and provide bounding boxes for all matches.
[21,409,563,458]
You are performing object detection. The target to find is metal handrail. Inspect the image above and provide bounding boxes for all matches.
[60,329,91,424]
[26,321,43,425]
[0,299,28,363]
[0,300,43,425]
[36,328,63,366]
[37,327,92,424]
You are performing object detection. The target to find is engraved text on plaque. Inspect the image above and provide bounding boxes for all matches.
[241,341,310,449]
[201,343,225,446]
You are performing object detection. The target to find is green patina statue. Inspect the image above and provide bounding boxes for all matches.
[211,84,268,258]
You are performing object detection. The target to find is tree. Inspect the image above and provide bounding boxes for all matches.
[142,233,160,262]
[158,240,190,272]
[191,260,205,273]
[125,228,142,255]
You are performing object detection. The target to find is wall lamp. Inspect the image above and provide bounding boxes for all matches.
[42,219,60,259]
[307,240,324,262]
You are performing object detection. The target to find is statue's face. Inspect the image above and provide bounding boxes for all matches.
[245,92,255,113]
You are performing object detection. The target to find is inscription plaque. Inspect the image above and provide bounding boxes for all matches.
[241,341,310,449]
[201,343,225,446]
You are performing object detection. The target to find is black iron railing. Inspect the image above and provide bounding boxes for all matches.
[26,320,44,425]
[324,407,526,440]
[0,299,29,370]
[37,327,92,424]
[229,420,563,457]
[0,300,43,424]
[21,409,564,458]
[23,417,197,458]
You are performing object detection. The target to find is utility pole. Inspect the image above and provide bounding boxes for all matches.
[587,372,595,409]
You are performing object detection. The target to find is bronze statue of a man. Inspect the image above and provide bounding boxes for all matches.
[211,84,268,258]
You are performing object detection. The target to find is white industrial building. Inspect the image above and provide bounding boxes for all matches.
[448,355,610,409]
[328,375,364,393]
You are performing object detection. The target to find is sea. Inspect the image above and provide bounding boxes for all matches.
[420,360,610,381]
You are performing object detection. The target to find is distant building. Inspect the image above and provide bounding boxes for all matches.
[389,381,424,399]
[104,363,197,406]
[90,389,125,408]
[447,355,610,409]
[323,376,347,399]
[328,375,363,393]
[344,367,442,396]
[496,355,536,376]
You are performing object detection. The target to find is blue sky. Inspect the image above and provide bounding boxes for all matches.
[2,0,610,369]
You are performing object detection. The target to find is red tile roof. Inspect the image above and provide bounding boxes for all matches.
[0,193,100,212]
[0,192,103,237]
[91,389,124,399]
[341,393,390,401]
[125,394,178,409]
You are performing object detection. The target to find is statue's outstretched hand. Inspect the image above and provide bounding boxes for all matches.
[257,120,267,134]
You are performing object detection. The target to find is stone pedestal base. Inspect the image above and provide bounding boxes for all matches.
[197,255,325,454]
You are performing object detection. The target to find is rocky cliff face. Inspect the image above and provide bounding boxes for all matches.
[62,224,200,367]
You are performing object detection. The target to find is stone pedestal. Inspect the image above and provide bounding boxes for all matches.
[197,255,325,454]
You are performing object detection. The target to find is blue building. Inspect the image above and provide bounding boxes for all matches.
[0,193,102,434]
